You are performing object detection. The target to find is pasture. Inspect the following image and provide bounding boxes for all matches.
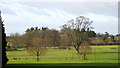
[6,45,119,64]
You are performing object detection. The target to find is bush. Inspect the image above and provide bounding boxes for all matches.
[13,57,17,60]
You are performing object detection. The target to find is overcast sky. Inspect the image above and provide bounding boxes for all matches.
[1,2,118,36]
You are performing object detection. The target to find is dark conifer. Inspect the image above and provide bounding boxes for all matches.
[0,11,8,67]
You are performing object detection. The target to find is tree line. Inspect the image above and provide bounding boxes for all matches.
[6,16,120,61]
[6,16,120,50]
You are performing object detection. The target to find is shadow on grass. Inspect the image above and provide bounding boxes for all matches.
[4,63,119,66]
[3,66,119,68]
[7,50,25,51]
[102,52,119,53]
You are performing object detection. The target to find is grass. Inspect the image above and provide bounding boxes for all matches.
[6,45,119,64]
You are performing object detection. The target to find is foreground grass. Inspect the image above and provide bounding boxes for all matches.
[6,45,119,64]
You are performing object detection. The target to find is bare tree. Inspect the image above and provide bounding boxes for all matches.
[61,16,93,54]
[27,36,47,62]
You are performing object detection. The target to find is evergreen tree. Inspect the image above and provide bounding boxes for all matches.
[25,28,30,32]
[0,11,8,66]
[42,26,48,31]
[87,31,96,37]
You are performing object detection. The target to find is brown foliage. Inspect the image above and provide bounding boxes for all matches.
[79,42,92,60]
[43,29,60,47]
[79,42,91,54]
[90,37,104,45]
[27,36,47,61]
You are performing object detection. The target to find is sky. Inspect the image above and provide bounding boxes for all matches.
[1,2,118,36]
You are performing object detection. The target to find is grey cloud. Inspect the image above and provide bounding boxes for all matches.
[1,2,118,35]
[1,4,17,15]
[2,2,117,17]
[20,2,117,17]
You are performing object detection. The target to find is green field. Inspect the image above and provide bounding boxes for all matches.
[6,45,119,64]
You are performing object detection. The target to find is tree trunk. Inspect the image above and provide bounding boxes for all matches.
[74,45,80,54]
[37,52,39,62]
[83,54,86,60]
[76,48,79,54]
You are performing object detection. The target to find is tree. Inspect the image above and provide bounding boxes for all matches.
[27,36,47,62]
[25,28,30,32]
[30,27,34,31]
[90,37,104,45]
[0,11,8,66]
[35,27,38,30]
[9,33,24,49]
[110,35,115,43]
[104,37,115,45]
[60,34,71,47]
[23,27,60,48]
[116,36,120,45]
[43,29,60,47]
[79,42,91,60]
[87,31,96,37]
[22,29,41,47]
[102,32,109,40]
[42,26,48,31]
[6,41,13,50]
[61,16,93,54]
